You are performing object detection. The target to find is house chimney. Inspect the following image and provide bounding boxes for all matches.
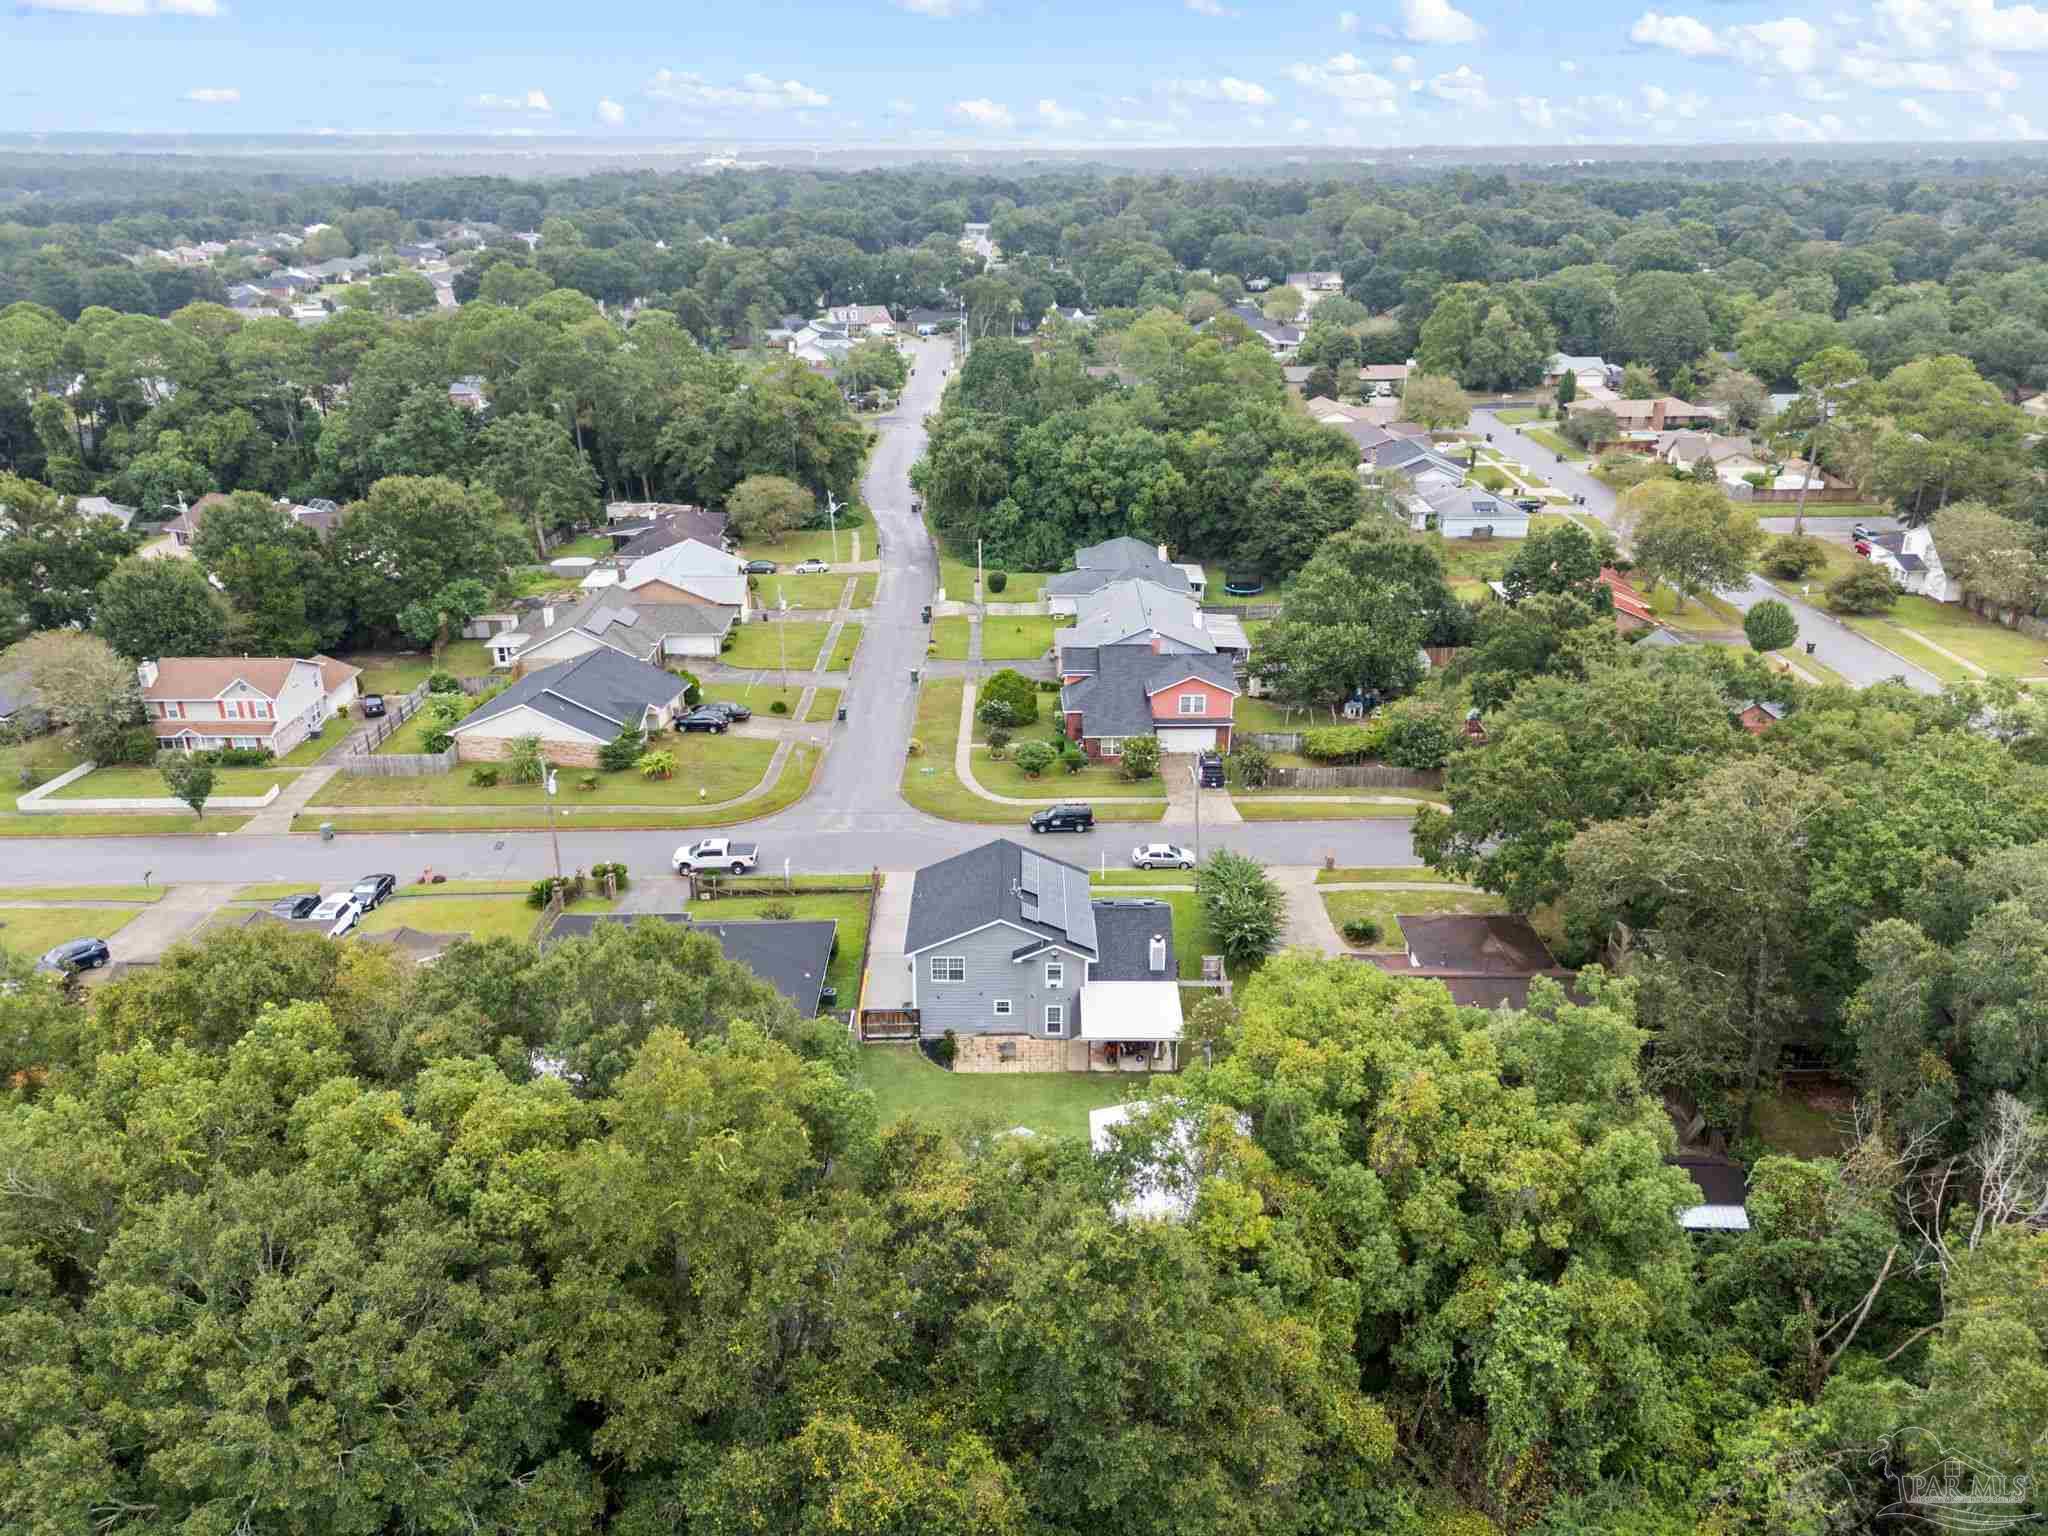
[541,605,555,628]
[1149,934,1167,973]
[137,659,158,689]
[1157,542,1169,563]
[1650,399,1667,432]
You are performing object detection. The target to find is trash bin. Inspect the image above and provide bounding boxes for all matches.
[909,669,920,684]
[1805,641,1817,655]
[921,604,932,623]
[319,821,334,841]
[837,705,847,722]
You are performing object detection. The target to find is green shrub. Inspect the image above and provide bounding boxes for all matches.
[1827,566,1901,614]
[672,668,702,707]
[206,746,275,766]
[577,773,599,791]
[1013,740,1056,777]
[986,725,1012,752]
[760,900,796,919]
[1059,741,1086,774]
[769,699,788,714]
[426,671,462,694]
[1761,534,1829,579]
[525,878,560,909]
[506,735,545,784]
[935,1029,958,1067]
[636,749,677,780]
[1302,724,1383,763]
[978,668,1040,728]
[1744,599,1799,653]
[986,569,1008,594]
[1231,743,1271,787]
[467,766,500,788]
[1196,849,1284,969]
[589,860,629,889]
[598,726,645,772]
[1380,699,1460,770]
[105,727,160,765]
[422,730,455,754]
[1119,735,1160,781]
[1341,917,1382,945]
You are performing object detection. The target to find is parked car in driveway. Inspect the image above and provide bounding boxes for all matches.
[269,893,321,920]
[310,893,363,937]
[793,558,829,574]
[1029,802,1094,833]
[351,873,398,911]
[1131,841,1195,869]
[359,694,386,718]
[701,700,751,723]
[1854,539,1873,556]
[675,707,731,734]
[743,559,778,575]
[36,937,110,976]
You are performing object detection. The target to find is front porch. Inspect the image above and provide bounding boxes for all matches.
[1083,1038,1178,1072]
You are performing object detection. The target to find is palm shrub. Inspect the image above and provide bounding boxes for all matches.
[505,734,546,785]
[1196,849,1284,970]
[636,749,677,781]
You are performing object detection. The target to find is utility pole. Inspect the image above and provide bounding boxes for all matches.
[1192,757,1202,868]
[777,588,789,686]
[544,768,561,881]
[977,537,984,608]
[825,493,840,564]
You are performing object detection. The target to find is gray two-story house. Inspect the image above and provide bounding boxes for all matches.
[904,840,1183,1074]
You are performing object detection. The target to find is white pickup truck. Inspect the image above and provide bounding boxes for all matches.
[673,837,759,875]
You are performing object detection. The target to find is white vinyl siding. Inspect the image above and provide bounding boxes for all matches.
[1044,1003,1066,1037]
[930,955,965,983]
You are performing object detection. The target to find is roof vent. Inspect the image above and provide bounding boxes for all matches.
[1149,934,1167,973]
[541,605,555,628]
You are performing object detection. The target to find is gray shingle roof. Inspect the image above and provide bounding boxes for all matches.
[906,839,1097,958]
[1090,899,1177,981]
[1062,579,1214,654]
[1046,538,1190,598]
[453,650,683,742]
[1060,645,1236,739]
[500,593,733,661]
[544,912,836,1014]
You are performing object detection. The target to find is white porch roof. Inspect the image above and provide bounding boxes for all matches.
[1079,980,1184,1040]
[1678,1203,1752,1232]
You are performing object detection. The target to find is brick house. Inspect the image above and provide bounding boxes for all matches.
[446,651,689,766]
[1735,699,1787,734]
[612,537,751,613]
[139,655,361,755]
[1059,644,1239,761]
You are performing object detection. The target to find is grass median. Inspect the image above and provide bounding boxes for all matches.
[0,885,168,902]
[823,624,863,672]
[1231,800,1422,821]
[322,735,777,808]
[901,680,1164,825]
[0,904,145,961]
[0,813,254,837]
[724,620,829,671]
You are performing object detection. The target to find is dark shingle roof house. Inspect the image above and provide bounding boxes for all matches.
[1060,649,1238,740]
[1671,1154,1751,1231]
[907,839,1098,958]
[1044,536,1191,599]
[452,650,684,743]
[545,912,837,1014]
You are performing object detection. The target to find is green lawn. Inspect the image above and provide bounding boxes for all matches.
[1523,426,1585,461]
[929,617,971,660]
[901,680,1164,825]
[548,533,614,558]
[1849,595,2048,678]
[702,682,805,716]
[322,735,777,807]
[823,624,863,672]
[1232,800,1421,820]
[805,687,843,723]
[980,617,1059,661]
[273,724,343,766]
[357,891,618,945]
[0,737,91,788]
[0,885,166,902]
[339,642,494,695]
[1316,866,1458,885]
[1200,564,1289,606]
[1645,585,1747,635]
[0,904,143,962]
[759,573,855,611]
[737,528,861,565]
[684,891,870,1002]
[1321,888,1506,950]
[938,554,1049,605]
[297,745,817,834]
[371,712,444,755]
[724,620,829,671]
[0,814,254,837]
[499,567,582,601]
[1234,697,1328,733]
[1092,869,1202,886]
[1754,1083,1851,1159]
[1493,407,1541,424]
[858,1043,1150,1139]
[42,765,300,802]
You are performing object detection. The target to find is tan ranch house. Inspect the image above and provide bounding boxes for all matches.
[140,656,360,755]
[447,651,689,767]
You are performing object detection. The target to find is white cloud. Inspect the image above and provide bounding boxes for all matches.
[1898,95,1946,127]
[1165,76,1274,105]
[886,97,916,115]
[1338,9,1359,31]
[156,0,219,12]
[951,97,1015,129]
[1290,114,1313,132]
[1426,63,1489,106]
[1038,97,1083,127]
[894,0,981,14]
[647,70,829,110]
[2005,110,2042,135]
[1106,115,1178,135]
[1840,49,2015,88]
[471,89,553,114]
[1762,110,1845,140]
[597,97,625,125]
[1390,53,1417,72]
[1796,74,1847,100]
[1726,17,1821,72]
[1560,58,1580,73]
[1516,95,1557,130]
[1185,0,1238,14]
[1875,0,2048,55]
[21,0,220,13]
[1289,52,1401,114]
[1629,11,1722,55]
[184,85,238,103]
[1400,0,1482,43]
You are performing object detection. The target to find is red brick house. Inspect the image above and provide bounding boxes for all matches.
[1735,699,1787,734]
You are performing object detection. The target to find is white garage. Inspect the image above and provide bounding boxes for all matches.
[1158,727,1219,753]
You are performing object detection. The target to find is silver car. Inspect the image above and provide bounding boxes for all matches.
[309,892,363,938]
[1131,842,1196,870]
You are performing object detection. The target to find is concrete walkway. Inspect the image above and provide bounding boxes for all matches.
[952,684,1165,808]
[1270,866,1349,957]
[240,765,339,834]
[861,870,916,1010]
[106,881,245,964]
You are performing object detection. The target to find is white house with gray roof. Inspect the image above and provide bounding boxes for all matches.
[1045,536,1204,614]
[905,840,1182,1071]
[447,650,689,766]
[486,592,736,669]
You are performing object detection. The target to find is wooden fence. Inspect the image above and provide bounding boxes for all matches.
[1263,763,1443,790]
[1962,592,2048,639]
[859,1009,921,1041]
[338,748,457,777]
[1727,485,1862,505]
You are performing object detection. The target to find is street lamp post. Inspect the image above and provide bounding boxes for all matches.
[825,493,840,564]
[544,768,562,882]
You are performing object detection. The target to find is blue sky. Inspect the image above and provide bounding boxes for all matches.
[7,0,2047,144]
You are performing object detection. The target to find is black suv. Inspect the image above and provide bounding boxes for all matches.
[1197,752,1226,788]
[359,694,387,718]
[351,874,398,910]
[36,938,110,976]
[676,707,730,734]
[269,893,321,920]
[1029,803,1094,834]
[703,700,751,723]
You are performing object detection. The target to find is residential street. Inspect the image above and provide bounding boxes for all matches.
[1471,406,1943,692]
[0,338,1426,888]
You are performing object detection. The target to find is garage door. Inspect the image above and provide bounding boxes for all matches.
[1159,728,1217,753]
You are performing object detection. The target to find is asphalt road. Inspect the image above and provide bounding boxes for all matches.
[2,338,1427,888]
[1471,407,1942,692]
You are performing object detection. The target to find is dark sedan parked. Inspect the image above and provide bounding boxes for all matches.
[269,893,322,920]
[743,559,778,575]
[36,938,110,976]
[359,694,387,718]
[675,708,731,733]
[351,874,398,910]
[703,700,751,722]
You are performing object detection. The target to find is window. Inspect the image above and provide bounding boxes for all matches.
[929,955,965,983]
[1044,960,1065,989]
[992,999,1013,1019]
[1097,738,1122,758]
[1044,1003,1066,1037]
[1177,693,1208,716]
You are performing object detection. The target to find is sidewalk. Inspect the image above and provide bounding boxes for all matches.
[240,766,338,834]
[1270,866,1348,957]
[952,684,1163,807]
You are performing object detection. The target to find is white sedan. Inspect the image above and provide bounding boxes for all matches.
[1131,842,1196,870]
[793,558,830,573]
[310,892,364,938]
